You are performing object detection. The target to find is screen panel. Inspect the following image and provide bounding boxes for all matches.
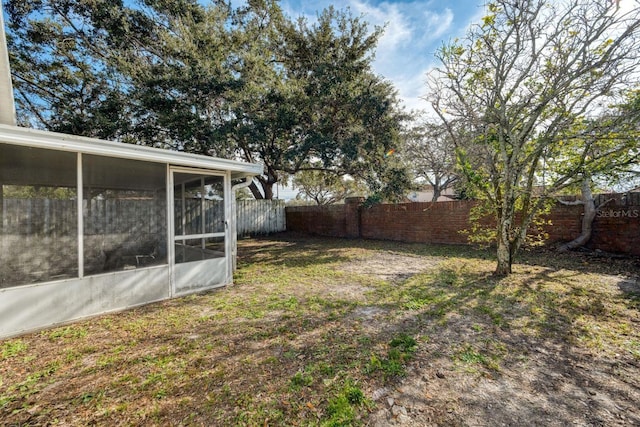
[83,155,167,275]
[0,145,78,287]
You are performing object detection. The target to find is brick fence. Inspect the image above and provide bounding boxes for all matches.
[286,193,640,256]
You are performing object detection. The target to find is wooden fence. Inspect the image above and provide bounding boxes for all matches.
[236,199,286,236]
[1,198,286,237]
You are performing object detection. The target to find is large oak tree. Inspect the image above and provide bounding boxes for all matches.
[6,0,407,200]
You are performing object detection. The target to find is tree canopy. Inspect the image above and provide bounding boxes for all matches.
[5,0,408,200]
[427,0,640,275]
[292,163,365,205]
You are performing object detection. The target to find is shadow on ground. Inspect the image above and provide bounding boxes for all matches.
[1,233,638,426]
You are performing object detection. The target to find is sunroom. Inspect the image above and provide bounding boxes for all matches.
[0,124,262,338]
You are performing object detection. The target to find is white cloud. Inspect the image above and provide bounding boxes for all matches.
[349,1,454,52]
[350,1,413,50]
[420,7,455,41]
[393,65,434,112]
[277,0,485,114]
[347,2,458,113]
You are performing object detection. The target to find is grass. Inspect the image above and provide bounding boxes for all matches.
[1,339,27,359]
[0,234,638,425]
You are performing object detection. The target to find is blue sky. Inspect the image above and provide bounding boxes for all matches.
[279,0,486,112]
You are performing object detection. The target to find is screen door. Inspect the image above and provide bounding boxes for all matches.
[171,170,227,294]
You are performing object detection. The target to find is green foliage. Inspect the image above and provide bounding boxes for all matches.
[249,6,406,199]
[324,393,356,426]
[454,343,502,373]
[1,185,75,200]
[45,326,88,341]
[323,379,368,427]
[5,0,139,137]
[342,381,365,406]
[461,196,553,248]
[292,165,366,205]
[456,344,487,365]
[361,193,383,208]
[389,334,418,354]
[364,163,413,204]
[7,0,406,199]
[428,0,640,273]
[461,201,496,247]
[289,370,314,391]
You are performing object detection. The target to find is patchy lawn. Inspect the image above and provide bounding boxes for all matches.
[1,234,639,426]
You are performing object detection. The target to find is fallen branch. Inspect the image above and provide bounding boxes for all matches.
[558,177,595,253]
[556,198,584,206]
[596,197,615,209]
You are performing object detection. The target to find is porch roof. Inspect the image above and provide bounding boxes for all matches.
[0,124,263,180]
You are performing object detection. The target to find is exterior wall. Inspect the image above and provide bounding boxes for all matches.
[0,266,170,338]
[286,193,640,256]
[588,193,640,254]
[345,197,363,238]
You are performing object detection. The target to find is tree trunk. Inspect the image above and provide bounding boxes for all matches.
[248,182,264,199]
[495,237,513,276]
[248,179,275,200]
[558,177,595,252]
[262,183,274,200]
[431,187,441,202]
[431,177,441,202]
[494,214,513,276]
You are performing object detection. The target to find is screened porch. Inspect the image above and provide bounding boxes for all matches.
[0,124,261,338]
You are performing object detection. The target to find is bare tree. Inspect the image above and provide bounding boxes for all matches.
[427,0,640,275]
[402,118,459,202]
[292,166,365,205]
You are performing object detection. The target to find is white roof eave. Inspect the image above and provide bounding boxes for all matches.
[0,124,263,178]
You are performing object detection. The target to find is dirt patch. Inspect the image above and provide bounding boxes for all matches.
[358,262,640,427]
[341,251,443,283]
[341,251,443,331]
[368,317,640,426]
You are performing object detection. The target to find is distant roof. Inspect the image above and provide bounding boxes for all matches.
[0,124,262,179]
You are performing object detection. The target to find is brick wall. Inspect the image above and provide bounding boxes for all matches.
[588,193,640,255]
[360,200,474,244]
[285,193,640,256]
[285,204,349,237]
